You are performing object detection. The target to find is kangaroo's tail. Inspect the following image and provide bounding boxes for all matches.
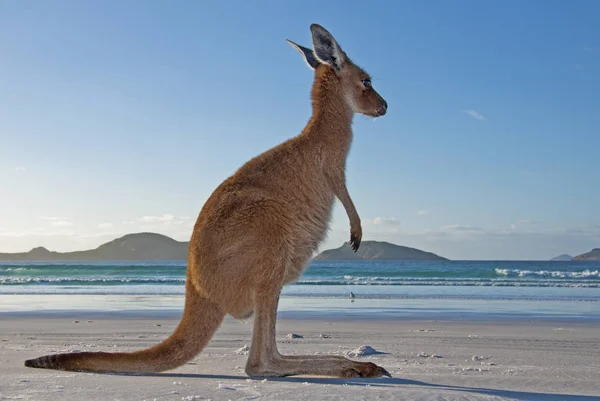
[24,281,224,373]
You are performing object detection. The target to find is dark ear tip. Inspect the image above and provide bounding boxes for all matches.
[310,23,327,34]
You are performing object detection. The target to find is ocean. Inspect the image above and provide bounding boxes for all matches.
[1,260,599,321]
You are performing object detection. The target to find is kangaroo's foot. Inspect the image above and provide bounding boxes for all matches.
[245,355,390,378]
[277,353,348,360]
[277,351,391,376]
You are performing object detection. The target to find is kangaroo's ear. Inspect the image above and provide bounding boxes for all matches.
[286,39,320,70]
[310,24,346,72]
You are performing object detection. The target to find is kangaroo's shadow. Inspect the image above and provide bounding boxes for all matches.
[111,372,597,401]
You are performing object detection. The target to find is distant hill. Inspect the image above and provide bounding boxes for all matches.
[0,233,189,261]
[314,241,447,261]
[1,235,446,262]
[573,248,600,261]
[550,254,573,261]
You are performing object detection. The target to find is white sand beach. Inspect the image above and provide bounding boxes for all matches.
[1,315,599,401]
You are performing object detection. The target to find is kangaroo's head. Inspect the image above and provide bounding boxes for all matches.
[287,24,387,118]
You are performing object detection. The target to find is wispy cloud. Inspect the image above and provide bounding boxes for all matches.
[98,223,114,229]
[419,225,486,239]
[51,220,74,227]
[0,230,76,238]
[14,167,27,173]
[417,209,431,216]
[367,217,401,226]
[81,231,124,238]
[440,224,483,233]
[419,222,599,244]
[583,46,593,53]
[463,109,487,121]
[516,219,539,225]
[508,219,541,231]
[39,216,74,227]
[561,224,600,236]
[138,214,192,225]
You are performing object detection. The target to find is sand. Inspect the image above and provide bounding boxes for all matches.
[1,314,599,400]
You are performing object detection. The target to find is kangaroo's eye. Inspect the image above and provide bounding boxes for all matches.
[361,79,371,88]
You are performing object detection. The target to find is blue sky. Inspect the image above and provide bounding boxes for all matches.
[1,0,598,259]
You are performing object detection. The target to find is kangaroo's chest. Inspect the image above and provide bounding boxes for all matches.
[283,191,335,285]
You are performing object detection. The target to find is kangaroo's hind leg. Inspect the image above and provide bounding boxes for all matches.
[243,268,390,378]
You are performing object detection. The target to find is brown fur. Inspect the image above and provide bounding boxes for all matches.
[24,24,389,378]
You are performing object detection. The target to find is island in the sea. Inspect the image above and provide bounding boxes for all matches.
[0,233,188,261]
[549,249,600,262]
[314,240,447,261]
[0,233,448,261]
[573,248,600,261]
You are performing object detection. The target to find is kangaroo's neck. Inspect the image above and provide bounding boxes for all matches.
[302,66,353,143]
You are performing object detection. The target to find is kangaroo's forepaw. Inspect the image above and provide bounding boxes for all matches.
[341,362,391,378]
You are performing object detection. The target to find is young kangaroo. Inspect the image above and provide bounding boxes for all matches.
[24,24,389,378]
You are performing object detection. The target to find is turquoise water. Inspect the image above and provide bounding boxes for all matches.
[1,260,599,293]
[1,260,599,320]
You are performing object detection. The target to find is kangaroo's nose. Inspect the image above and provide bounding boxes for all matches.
[377,99,388,116]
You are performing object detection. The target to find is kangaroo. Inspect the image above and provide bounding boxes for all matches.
[24,24,389,378]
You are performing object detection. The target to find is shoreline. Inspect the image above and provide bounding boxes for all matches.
[2,293,600,324]
[2,309,600,327]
